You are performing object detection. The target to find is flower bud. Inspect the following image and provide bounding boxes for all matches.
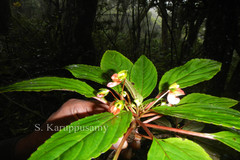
[115,100,125,110]
[97,88,110,97]
[117,70,128,81]
[169,83,179,91]
[109,100,125,115]
[110,106,121,115]
[107,81,121,88]
[169,83,185,96]
[111,73,119,81]
[121,91,127,97]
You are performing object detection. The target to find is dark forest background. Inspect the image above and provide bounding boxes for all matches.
[0,0,240,159]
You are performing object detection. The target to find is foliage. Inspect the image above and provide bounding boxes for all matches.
[29,111,132,159]
[0,50,239,159]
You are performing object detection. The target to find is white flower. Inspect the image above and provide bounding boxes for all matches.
[167,83,185,105]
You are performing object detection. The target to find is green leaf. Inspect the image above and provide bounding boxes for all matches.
[159,59,221,92]
[65,64,108,84]
[125,79,143,106]
[29,111,132,160]
[100,50,133,73]
[0,77,95,98]
[153,117,172,128]
[153,104,240,129]
[212,131,240,152]
[182,120,205,132]
[179,93,238,108]
[148,137,211,160]
[142,98,157,106]
[130,55,157,98]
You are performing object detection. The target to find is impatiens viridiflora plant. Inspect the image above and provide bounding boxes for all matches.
[1,50,240,160]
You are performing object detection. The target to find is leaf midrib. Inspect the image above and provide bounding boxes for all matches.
[36,113,125,159]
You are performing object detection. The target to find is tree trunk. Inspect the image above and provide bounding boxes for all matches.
[0,0,11,35]
[158,1,169,55]
[75,0,98,65]
[180,2,206,61]
[203,0,238,96]
[59,0,98,66]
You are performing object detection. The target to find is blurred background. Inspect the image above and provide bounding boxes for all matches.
[0,0,239,159]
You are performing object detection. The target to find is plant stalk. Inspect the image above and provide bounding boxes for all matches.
[113,122,135,160]
[135,133,152,140]
[145,123,215,140]
[143,115,162,124]
[136,120,153,139]
[141,112,159,118]
[145,90,169,111]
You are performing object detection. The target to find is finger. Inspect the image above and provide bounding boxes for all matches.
[47,99,82,121]
[111,137,128,150]
[72,100,109,117]
[47,99,109,122]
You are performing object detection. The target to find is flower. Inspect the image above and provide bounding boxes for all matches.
[97,88,110,98]
[167,83,185,105]
[107,70,128,88]
[110,100,125,115]
[121,91,127,97]
[111,73,119,81]
[117,70,128,80]
[107,81,121,88]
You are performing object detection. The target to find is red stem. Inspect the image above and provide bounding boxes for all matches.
[145,90,169,111]
[126,92,132,104]
[144,123,215,140]
[145,94,162,110]
[113,123,135,160]
[141,112,159,118]
[143,115,162,124]
[127,106,137,117]
[136,120,153,139]
[135,133,152,140]
[109,90,120,100]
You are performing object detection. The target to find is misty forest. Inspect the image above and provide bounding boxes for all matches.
[0,0,240,159]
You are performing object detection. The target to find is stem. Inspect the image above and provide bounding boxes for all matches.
[141,112,159,118]
[144,94,162,111]
[109,90,120,100]
[145,90,169,111]
[122,79,126,96]
[128,106,137,117]
[113,123,135,160]
[136,104,140,117]
[126,92,132,104]
[145,123,215,140]
[124,105,130,112]
[136,120,153,139]
[135,133,152,140]
[143,115,162,124]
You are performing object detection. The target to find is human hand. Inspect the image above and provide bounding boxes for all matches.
[46,99,127,149]
[45,99,109,128]
[14,99,127,159]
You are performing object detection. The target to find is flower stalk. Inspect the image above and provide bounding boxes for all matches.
[144,123,215,140]
[145,90,170,111]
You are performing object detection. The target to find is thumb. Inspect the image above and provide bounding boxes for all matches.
[111,137,128,150]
